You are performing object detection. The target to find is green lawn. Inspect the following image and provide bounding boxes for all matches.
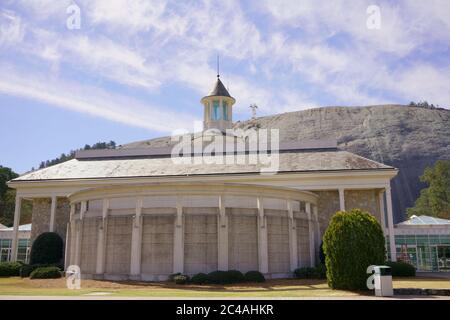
[0,277,449,298]
[0,277,359,298]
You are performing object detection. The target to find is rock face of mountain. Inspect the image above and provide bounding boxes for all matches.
[235,105,450,223]
[121,105,450,223]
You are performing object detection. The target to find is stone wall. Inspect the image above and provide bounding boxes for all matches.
[344,190,381,222]
[55,198,70,241]
[267,214,290,273]
[141,216,174,275]
[184,213,218,274]
[30,198,51,242]
[315,189,382,241]
[30,197,71,244]
[316,191,340,237]
[105,216,132,274]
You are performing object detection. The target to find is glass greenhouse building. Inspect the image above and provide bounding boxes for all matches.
[387,215,450,272]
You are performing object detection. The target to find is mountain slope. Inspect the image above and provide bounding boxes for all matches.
[121,105,450,223]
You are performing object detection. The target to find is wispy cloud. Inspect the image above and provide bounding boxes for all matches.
[0,0,449,134]
[0,63,196,132]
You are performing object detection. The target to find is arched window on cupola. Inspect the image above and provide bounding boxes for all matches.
[212,100,221,120]
[223,101,228,120]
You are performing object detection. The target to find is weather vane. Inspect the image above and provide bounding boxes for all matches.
[250,104,258,119]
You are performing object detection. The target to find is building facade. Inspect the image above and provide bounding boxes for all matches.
[390,215,450,272]
[7,77,399,280]
[0,223,31,263]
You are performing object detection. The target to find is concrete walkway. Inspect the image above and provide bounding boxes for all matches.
[0,295,449,300]
[417,272,450,279]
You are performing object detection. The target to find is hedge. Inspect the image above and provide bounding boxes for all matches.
[190,273,209,284]
[29,266,62,279]
[173,274,189,285]
[20,263,63,278]
[244,271,265,283]
[323,209,386,290]
[0,262,23,277]
[294,264,326,279]
[29,232,64,265]
[385,261,416,277]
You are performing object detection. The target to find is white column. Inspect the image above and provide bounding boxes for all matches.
[217,195,228,270]
[378,190,387,235]
[64,204,75,268]
[49,195,57,232]
[313,205,321,263]
[75,201,86,266]
[385,185,397,261]
[287,200,298,271]
[257,197,269,274]
[306,202,316,267]
[338,188,345,211]
[130,198,143,277]
[96,199,109,274]
[173,197,184,274]
[10,195,22,262]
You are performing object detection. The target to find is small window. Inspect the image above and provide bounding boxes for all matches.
[223,101,228,120]
[213,100,221,120]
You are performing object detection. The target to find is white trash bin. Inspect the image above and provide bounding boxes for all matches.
[373,266,393,297]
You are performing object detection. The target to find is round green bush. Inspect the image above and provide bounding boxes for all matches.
[244,271,265,283]
[293,265,326,279]
[168,272,181,282]
[173,274,189,285]
[207,271,231,284]
[190,273,210,284]
[226,270,245,283]
[323,209,385,290]
[385,261,416,277]
[30,266,62,279]
[0,262,23,277]
[30,232,64,265]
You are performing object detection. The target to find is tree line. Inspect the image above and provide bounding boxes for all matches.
[0,141,116,226]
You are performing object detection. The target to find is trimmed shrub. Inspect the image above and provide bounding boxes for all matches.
[30,232,64,265]
[173,274,189,285]
[315,264,327,279]
[207,271,231,284]
[226,270,245,283]
[190,273,210,284]
[294,267,316,279]
[168,272,181,282]
[244,271,265,283]
[30,266,62,279]
[385,261,416,277]
[20,263,63,278]
[323,209,385,290]
[319,242,326,265]
[293,265,326,279]
[0,262,23,277]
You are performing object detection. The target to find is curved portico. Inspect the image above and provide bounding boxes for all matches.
[65,183,319,280]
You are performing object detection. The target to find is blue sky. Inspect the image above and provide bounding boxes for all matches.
[1,0,449,173]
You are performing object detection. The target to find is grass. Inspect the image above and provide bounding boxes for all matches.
[0,276,449,298]
[0,278,358,298]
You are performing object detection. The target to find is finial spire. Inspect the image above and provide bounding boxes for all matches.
[217,54,220,78]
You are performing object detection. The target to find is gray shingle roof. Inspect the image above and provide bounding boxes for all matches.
[205,77,232,98]
[397,215,450,226]
[12,150,393,182]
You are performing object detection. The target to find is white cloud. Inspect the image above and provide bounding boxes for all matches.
[0,63,197,133]
[0,9,25,47]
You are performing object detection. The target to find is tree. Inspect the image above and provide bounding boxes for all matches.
[407,160,450,219]
[323,209,385,290]
[0,166,32,226]
[29,232,64,265]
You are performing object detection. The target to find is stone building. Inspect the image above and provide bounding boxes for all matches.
[8,76,398,280]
